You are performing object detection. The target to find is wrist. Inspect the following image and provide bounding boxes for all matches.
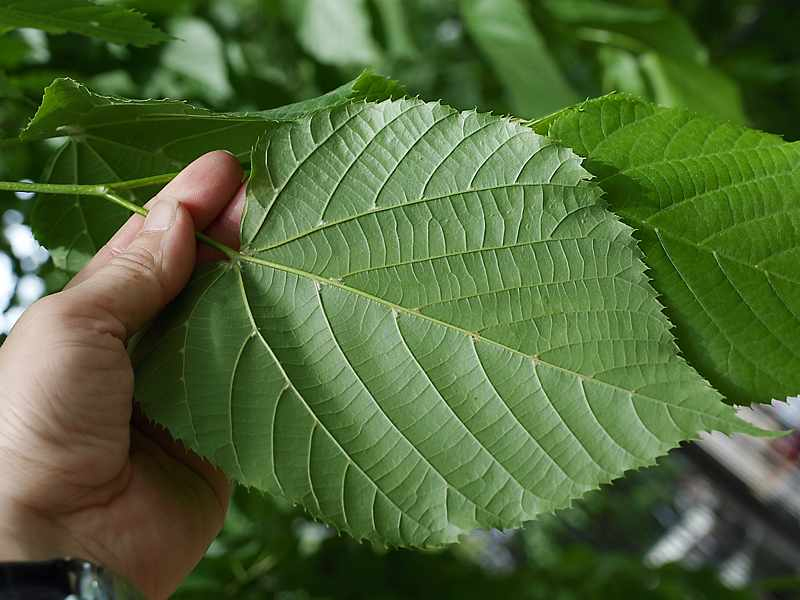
[0,407,83,562]
[0,499,76,562]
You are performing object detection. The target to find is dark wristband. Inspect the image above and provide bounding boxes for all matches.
[0,558,144,599]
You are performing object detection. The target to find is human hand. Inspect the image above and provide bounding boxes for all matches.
[0,151,246,599]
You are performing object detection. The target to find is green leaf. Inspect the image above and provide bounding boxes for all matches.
[22,72,403,273]
[292,0,381,66]
[0,70,25,102]
[133,99,760,547]
[0,31,33,69]
[543,0,706,63]
[459,0,579,118]
[0,0,170,47]
[543,0,745,121]
[537,95,800,404]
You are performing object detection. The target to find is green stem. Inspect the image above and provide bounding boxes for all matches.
[103,190,148,216]
[0,177,239,260]
[0,180,109,196]
[0,172,182,197]
[107,172,181,191]
[197,231,237,259]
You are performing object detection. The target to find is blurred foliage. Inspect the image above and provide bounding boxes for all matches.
[174,456,755,599]
[1,0,799,595]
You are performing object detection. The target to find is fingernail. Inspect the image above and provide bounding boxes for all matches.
[143,198,178,232]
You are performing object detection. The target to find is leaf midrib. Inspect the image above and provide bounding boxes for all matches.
[226,250,738,428]
[247,181,593,254]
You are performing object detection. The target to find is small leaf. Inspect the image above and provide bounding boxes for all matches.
[133,99,760,547]
[0,0,170,48]
[460,0,579,118]
[537,95,800,404]
[23,73,403,273]
[293,0,381,66]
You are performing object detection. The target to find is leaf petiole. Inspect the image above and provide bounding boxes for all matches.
[105,172,181,191]
[0,173,179,198]
[0,177,239,260]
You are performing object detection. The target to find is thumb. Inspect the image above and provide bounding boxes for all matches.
[63,197,196,340]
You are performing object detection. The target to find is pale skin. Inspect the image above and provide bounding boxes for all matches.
[0,151,247,599]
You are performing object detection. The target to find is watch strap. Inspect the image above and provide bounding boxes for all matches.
[0,558,145,599]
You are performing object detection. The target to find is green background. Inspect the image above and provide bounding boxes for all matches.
[1,1,799,597]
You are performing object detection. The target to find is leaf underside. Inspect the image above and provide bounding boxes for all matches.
[133,99,758,547]
[23,73,403,273]
[538,95,800,405]
[0,0,170,47]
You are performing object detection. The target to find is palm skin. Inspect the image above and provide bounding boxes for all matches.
[0,152,246,599]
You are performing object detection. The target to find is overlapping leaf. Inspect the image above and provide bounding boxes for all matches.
[0,0,169,47]
[22,72,403,272]
[536,95,800,404]
[133,99,760,547]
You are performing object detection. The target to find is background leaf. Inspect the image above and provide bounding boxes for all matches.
[373,0,418,61]
[541,0,745,122]
[150,16,232,105]
[0,0,169,47]
[21,72,403,273]
[537,94,800,404]
[459,0,579,118]
[542,0,707,62]
[638,52,744,123]
[133,98,759,547]
[292,0,381,67]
